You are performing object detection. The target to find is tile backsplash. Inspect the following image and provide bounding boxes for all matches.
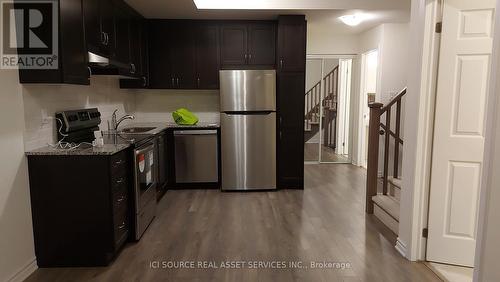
[22,77,220,150]
[133,89,220,123]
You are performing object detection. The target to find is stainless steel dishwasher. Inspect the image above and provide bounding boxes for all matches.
[174,129,218,183]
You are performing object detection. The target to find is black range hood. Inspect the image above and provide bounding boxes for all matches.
[88,52,137,79]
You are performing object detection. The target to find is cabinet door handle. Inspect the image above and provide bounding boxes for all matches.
[130,63,136,74]
[118,222,126,229]
[280,59,284,69]
[101,32,106,45]
[244,54,248,61]
[171,77,175,87]
[117,196,126,202]
[87,66,92,77]
[116,177,124,184]
[197,77,200,88]
[142,76,147,87]
[249,54,252,60]
[176,78,179,87]
[114,159,123,166]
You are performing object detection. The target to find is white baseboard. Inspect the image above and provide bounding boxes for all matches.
[7,258,37,282]
[395,237,408,259]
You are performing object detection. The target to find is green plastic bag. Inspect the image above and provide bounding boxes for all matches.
[172,108,199,125]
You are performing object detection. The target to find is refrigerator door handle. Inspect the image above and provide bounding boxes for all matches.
[223,111,275,116]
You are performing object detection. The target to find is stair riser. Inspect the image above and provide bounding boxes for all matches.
[389,184,401,202]
[374,205,399,234]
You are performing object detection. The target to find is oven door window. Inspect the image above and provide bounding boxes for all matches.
[137,148,155,191]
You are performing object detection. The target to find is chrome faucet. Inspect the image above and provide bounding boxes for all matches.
[110,109,135,132]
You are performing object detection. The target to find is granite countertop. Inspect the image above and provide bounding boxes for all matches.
[26,143,131,156]
[124,121,220,132]
[25,121,220,156]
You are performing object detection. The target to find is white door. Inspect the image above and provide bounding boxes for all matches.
[427,0,496,267]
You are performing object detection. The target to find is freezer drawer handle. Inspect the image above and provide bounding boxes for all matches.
[174,130,217,135]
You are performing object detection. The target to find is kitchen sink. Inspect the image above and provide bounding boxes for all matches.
[120,127,157,134]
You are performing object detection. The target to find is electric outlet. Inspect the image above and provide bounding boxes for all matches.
[41,109,50,125]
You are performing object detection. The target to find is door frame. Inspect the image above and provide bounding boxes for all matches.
[336,59,352,156]
[400,0,500,274]
[305,54,356,164]
[357,49,380,168]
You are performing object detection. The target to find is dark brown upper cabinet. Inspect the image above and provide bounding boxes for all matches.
[113,5,130,66]
[248,23,276,66]
[148,20,219,90]
[195,23,220,89]
[170,22,197,89]
[83,0,115,57]
[148,21,173,89]
[220,22,276,68]
[220,23,247,66]
[149,20,196,89]
[277,16,306,73]
[18,0,89,84]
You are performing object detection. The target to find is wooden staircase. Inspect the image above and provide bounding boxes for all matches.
[304,66,339,148]
[365,88,407,234]
[373,176,402,233]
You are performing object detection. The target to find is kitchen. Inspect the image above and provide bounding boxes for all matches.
[18,0,306,269]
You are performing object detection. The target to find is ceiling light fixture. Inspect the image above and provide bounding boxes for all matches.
[339,13,367,26]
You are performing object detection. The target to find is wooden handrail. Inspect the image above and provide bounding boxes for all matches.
[365,87,407,214]
[305,80,321,96]
[304,66,339,96]
[381,87,407,112]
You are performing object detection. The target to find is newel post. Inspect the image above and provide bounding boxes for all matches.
[366,102,383,214]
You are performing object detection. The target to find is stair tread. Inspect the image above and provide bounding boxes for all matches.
[372,194,400,221]
[388,177,402,189]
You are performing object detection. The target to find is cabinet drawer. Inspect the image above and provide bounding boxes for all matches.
[112,189,128,215]
[110,151,127,174]
[111,174,127,194]
[113,214,129,247]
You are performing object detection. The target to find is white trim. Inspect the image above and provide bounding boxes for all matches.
[404,0,500,267]
[396,238,408,258]
[7,258,37,282]
[305,54,357,164]
[408,0,442,261]
[398,0,442,261]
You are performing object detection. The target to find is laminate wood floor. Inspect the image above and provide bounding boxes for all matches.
[25,164,439,282]
[304,143,350,163]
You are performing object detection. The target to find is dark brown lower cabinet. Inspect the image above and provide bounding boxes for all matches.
[26,150,132,267]
[277,72,305,189]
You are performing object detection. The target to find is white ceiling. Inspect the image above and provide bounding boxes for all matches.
[125,0,411,34]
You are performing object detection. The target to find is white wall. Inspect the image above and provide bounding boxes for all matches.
[358,23,409,103]
[0,70,36,282]
[357,23,409,173]
[307,21,359,55]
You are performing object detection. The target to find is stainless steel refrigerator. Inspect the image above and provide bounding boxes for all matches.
[219,69,277,191]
